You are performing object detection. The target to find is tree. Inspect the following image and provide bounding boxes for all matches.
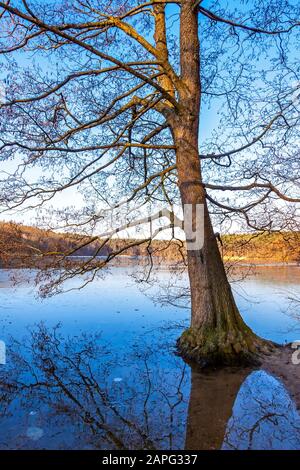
[0,0,299,366]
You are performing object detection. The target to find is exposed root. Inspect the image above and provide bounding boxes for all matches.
[177,326,278,368]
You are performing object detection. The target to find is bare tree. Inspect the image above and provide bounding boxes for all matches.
[0,0,299,365]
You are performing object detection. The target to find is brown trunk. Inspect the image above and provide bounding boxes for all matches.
[174,122,273,365]
[173,0,274,366]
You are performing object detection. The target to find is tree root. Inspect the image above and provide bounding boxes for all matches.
[177,326,278,368]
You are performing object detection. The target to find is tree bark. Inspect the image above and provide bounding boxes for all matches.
[173,0,274,366]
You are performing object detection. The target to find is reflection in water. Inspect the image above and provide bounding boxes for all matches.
[223,371,300,450]
[0,324,189,449]
[186,368,300,450]
[185,368,250,450]
[0,324,299,450]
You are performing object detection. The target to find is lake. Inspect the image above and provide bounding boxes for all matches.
[0,265,299,450]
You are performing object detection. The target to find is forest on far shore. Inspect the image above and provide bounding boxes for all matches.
[0,221,299,268]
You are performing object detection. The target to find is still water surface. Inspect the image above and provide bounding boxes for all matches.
[0,265,299,450]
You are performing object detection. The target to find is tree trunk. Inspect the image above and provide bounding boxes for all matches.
[173,0,274,367]
[174,124,273,366]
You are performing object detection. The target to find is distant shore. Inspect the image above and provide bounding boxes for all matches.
[1,221,299,267]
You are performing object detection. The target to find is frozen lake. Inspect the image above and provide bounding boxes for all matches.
[0,265,299,450]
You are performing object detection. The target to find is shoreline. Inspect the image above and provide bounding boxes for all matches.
[0,259,299,270]
[261,345,300,409]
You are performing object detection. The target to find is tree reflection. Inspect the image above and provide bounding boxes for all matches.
[0,323,188,450]
[186,367,300,450]
[222,370,300,450]
[0,324,299,450]
[185,367,250,449]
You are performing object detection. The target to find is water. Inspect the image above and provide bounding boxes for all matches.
[0,265,299,450]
